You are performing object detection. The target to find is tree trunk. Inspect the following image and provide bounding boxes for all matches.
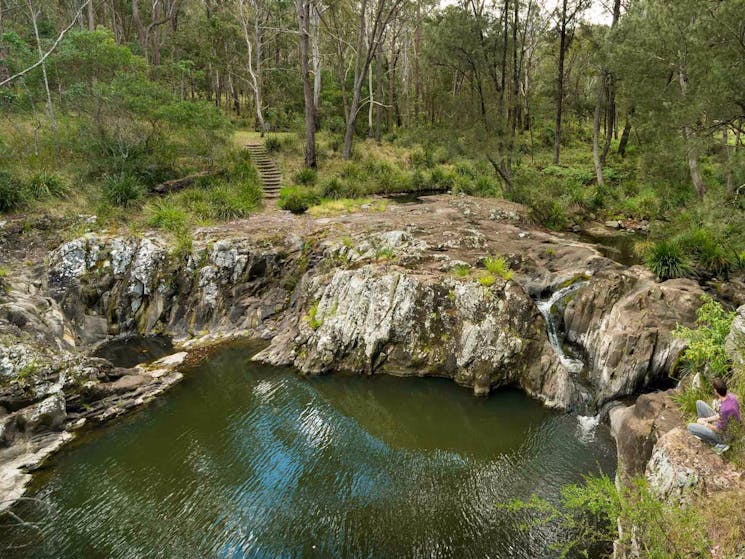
[553,0,568,165]
[131,0,147,60]
[311,3,322,131]
[618,108,632,157]
[724,127,733,195]
[498,0,508,123]
[368,62,374,137]
[375,48,383,143]
[28,0,58,157]
[297,0,316,168]
[592,75,605,187]
[230,74,240,115]
[600,0,620,164]
[343,0,369,160]
[343,85,363,159]
[87,0,95,30]
[508,0,519,165]
[0,2,9,86]
[238,0,266,135]
[386,54,395,130]
[731,122,741,195]
[413,0,421,120]
[678,65,706,198]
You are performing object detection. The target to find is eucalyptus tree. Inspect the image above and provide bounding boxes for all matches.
[296,0,316,167]
[552,0,590,165]
[615,0,745,199]
[341,0,406,160]
[237,0,267,134]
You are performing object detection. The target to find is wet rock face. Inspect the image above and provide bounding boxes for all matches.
[255,265,588,407]
[48,234,294,344]
[565,269,702,406]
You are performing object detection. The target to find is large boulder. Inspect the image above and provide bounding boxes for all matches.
[724,304,745,366]
[565,269,702,406]
[254,264,587,407]
[609,390,684,483]
[645,427,745,504]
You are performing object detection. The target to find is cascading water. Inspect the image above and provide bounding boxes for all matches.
[536,281,587,374]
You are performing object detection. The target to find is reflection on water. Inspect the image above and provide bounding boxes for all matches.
[575,230,645,267]
[2,341,616,558]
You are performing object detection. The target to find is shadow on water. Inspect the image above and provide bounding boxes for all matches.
[92,335,173,368]
[2,340,616,559]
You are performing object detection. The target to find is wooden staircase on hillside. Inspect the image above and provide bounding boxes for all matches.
[245,143,282,200]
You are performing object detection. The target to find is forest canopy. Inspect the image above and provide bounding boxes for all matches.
[0,0,744,279]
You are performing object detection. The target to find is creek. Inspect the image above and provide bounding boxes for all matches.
[1,341,615,558]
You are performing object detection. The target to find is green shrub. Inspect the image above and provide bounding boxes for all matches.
[501,474,718,558]
[306,301,323,330]
[484,256,513,280]
[0,171,26,212]
[672,380,712,420]
[676,228,732,278]
[321,178,359,200]
[264,136,281,152]
[226,150,260,182]
[376,247,395,260]
[146,199,189,232]
[409,146,431,168]
[429,165,456,190]
[294,168,317,185]
[644,240,692,280]
[279,186,320,214]
[102,173,146,207]
[674,295,736,380]
[411,169,428,190]
[451,264,471,277]
[531,199,569,230]
[454,161,477,179]
[208,180,261,220]
[25,171,70,200]
[478,272,496,287]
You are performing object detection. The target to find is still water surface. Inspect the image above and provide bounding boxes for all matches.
[3,341,615,558]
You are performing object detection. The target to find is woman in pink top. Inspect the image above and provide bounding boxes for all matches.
[687,377,741,454]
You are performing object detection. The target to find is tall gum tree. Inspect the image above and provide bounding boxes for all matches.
[342,0,405,160]
[552,0,589,165]
[296,0,316,168]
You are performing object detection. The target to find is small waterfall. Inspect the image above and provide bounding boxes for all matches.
[576,414,600,442]
[536,282,587,374]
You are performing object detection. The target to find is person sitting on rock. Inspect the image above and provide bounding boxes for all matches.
[687,377,741,455]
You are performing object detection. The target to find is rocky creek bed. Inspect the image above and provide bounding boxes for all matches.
[0,195,743,555]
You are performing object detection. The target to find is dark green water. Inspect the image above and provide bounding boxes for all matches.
[2,341,616,558]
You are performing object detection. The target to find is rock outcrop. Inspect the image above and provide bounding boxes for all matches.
[725,304,745,366]
[0,267,185,511]
[609,390,684,482]
[255,263,584,406]
[48,233,294,343]
[565,269,702,406]
[645,427,744,504]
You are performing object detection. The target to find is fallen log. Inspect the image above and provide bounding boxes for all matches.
[151,170,221,195]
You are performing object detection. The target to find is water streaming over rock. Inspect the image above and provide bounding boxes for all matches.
[536,282,587,374]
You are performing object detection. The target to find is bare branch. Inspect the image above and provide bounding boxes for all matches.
[0,0,91,87]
